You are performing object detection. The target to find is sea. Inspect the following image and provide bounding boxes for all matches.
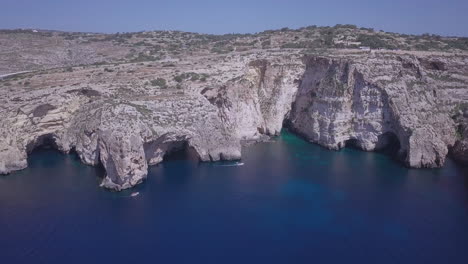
[1,131,467,263]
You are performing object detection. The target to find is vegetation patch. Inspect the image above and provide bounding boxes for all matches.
[67,88,101,97]
[151,78,167,88]
[173,72,208,83]
[33,104,56,118]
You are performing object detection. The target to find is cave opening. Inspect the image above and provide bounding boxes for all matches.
[26,134,60,154]
[344,138,361,150]
[375,132,402,158]
[343,133,403,160]
[25,134,106,177]
[162,141,200,162]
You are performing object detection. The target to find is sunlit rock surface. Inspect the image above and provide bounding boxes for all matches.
[1,28,467,190]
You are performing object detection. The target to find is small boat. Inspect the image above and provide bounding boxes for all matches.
[130,192,140,197]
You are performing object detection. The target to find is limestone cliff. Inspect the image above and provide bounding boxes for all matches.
[202,57,303,140]
[1,48,467,190]
[204,52,467,169]
[0,88,240,190]
[286,55,462,168]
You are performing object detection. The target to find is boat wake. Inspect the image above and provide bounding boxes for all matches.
[213,162,244,167]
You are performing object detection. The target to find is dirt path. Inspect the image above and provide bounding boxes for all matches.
[0,71,31,80]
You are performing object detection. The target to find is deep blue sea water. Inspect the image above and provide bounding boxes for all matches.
[1,131,468,264]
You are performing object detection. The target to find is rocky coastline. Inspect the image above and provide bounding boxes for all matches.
[1,28,467,190]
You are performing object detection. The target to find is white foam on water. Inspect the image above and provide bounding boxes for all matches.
[214,162,244,167]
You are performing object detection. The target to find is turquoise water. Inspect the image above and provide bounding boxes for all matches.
[1,131,468,263]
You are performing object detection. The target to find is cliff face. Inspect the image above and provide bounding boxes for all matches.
[0,90,240,191]
[202,57,303,140]
[451,111,468,164]
[1,49,467,190]
[286,55,461,168]
[202,51,468,169]
[203,52,468,169]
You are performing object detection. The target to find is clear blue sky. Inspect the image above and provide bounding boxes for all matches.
[2,0,467,36]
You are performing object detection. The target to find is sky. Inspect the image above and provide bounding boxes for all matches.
[1,0,467,36]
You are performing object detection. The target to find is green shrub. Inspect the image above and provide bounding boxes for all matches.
[261,40,271,49]
[211,42,235,54]
[151,78,167,88]
[131,52,156,62]
[200,73,209,82]
[190,74,200,81]
[174,72,205,82]
[357,34,397,49]
[443,38,468,50]
[173,75,183,83]
[333,24,357,29]
[281,41,316,49]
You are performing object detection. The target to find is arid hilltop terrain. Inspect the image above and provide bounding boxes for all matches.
[2,24,468,76]
[1,25,467,190]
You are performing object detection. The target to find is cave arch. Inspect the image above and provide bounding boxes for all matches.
[144,137,202,166]
[26,133,60,153]
[344,138,361,150]
[162,141,200,162]
[342,132,402,159]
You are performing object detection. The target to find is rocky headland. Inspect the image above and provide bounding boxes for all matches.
[1,26,467,190]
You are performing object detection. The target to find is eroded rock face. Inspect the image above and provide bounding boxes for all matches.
[1,49,467,190]
[202,57,304,140]
[202,52,467,169]
[0,89,240,190]
[286,55,462,168]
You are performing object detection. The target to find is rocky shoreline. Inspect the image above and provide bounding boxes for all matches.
[1,31,467,190]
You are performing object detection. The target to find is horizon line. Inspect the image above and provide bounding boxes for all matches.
[2,23,468,38]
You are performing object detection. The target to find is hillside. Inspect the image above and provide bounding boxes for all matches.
[1,24,468,75]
